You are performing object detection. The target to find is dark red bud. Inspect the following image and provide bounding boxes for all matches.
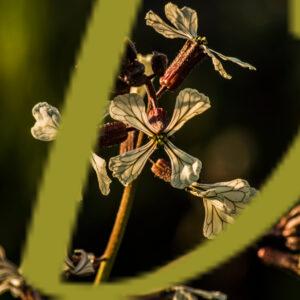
[151,51,168,77]
[159,40,207,90]
[148,108,167,133]
[122,60,146,86]
[151,159,172,182]
[99,122,128,147]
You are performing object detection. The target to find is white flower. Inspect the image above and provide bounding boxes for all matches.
[145,2,256,79]
[31,102,60,141]
[187,179,258,239]
[31,102,111,196]
[108,88,210,189]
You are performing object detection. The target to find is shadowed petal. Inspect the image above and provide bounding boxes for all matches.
[209,48,256,71]
[203,45,256,80]
[109,140,157,186]
[145,10,189,40]
[110,93,156,136]
[164,88,210,136]
[181,6,198,38]
[90,153,112,196]
[31,102,60,141]
[164,139,201,189]
[164,3,196,39]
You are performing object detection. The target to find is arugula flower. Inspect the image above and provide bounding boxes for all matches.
[31,102,111,196]
[0,246,25,298]
[145,2,256,80]
[187,179,257,239]
[108,88,210,189]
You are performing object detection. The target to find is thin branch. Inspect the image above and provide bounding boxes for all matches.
[94,132,144,284]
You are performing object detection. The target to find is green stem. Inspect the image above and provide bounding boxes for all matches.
[94,132,144,284]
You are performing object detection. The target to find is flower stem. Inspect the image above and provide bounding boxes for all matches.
[94,132,144,284]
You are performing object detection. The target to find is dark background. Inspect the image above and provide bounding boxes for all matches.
[0,0,299,299]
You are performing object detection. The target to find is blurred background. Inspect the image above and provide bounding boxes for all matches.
[0,0,299,299]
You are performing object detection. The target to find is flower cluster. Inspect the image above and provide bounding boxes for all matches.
[30,2,257,242]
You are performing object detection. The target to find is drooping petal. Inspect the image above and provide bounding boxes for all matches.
[164,88,210,136]
[145,10,190,40]
[203,46,256,80]
[31,102,61,141]
[90,153,112,196]
[202,198,235,239]
[188,179,258,239]
[109,140,157,186]
[109,93,156,136]
[164,139,201,189]
[209,48,256,71]
[164,3,196,39]
[202,45,232,79]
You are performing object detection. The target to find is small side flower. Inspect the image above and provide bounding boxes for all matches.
[31,102,111,196]
[31,102,60,141]
[187,179,258,239]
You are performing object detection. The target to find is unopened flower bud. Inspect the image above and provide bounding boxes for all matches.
[112,78,131,97]
[122,60,146,86]
[99,122,128,147]
[151,159,171,182]
[151,51,168,76]
[160,40,207,91]
[148,107,167,133]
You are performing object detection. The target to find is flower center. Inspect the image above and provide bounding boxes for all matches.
[153,134,167,146]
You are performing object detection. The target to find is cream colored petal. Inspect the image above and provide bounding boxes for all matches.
[164,88,210,136]
[109,93,156,136]
[90,153,111,196]
[31,102,61,141]
[164,3,195,39]
[209,48,257,71]
[145,10,189,40]
[109,140,157,186]
[181,6,198,38]
[164,139,201,189]
[203,198,235,239]
[202,45,232,80]
[189,179,258,239]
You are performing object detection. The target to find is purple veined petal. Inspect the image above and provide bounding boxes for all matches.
[189,179,258,239]
[109,139,157,186]
[164,88,210,137]
[164,139,201,189]
[109,93,156,137]
[145,10,190,40]
[90,153,112,196]
[164,3,196,39]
